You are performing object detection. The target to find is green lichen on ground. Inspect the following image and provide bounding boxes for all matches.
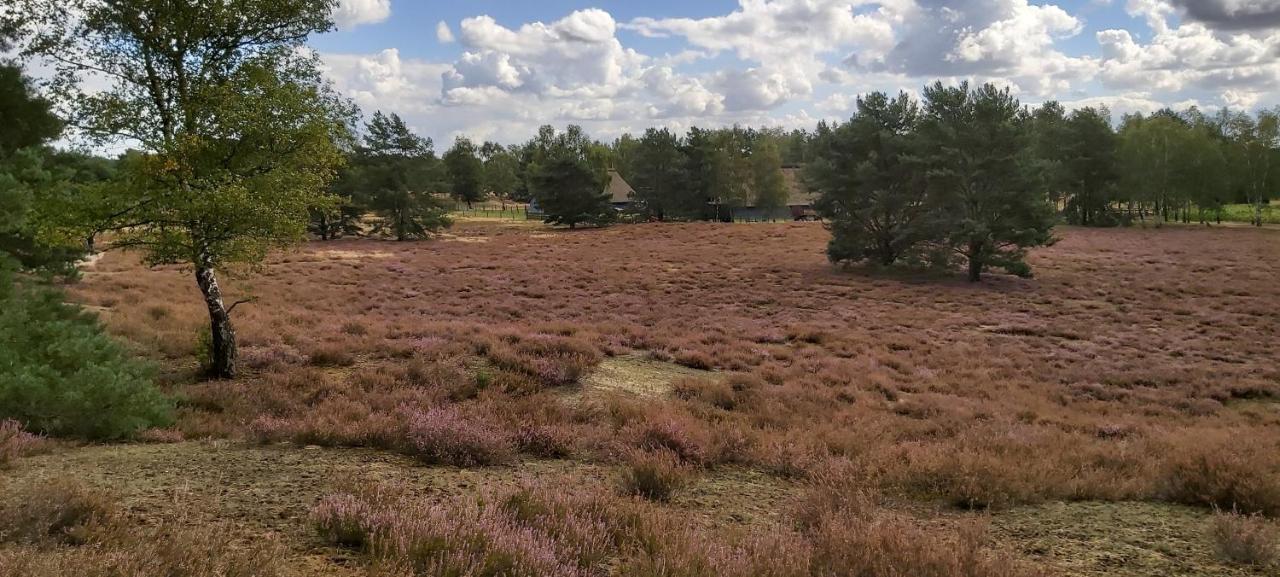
[992,501,1269,577]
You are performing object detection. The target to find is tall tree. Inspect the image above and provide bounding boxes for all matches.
[680,127,717,220]
[444,136,484,208]
[528,125,613,229]
[750,137,788,221]
[709,129,751,222]
[629,128,687,221]
[479,141,520,203]
[1224,110,1279,227]
[809,91,930,266]
[0,54,75,275]
[13,0,354,378]
[1061,107,1120,226]
[350,111,449,241]
[1118,113,1182,223]
[918,82,1055,281]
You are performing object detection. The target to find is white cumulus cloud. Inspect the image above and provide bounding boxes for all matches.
[331,0,391,30]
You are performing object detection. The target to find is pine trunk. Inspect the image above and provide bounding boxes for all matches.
[196,262,237,379]
[967,242,983,282]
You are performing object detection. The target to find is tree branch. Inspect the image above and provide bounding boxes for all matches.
[226,297,257,315]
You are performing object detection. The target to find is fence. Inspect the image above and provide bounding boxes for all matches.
[450,202,533,220]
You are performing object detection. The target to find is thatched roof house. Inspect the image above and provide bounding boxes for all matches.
[607,169,636,207]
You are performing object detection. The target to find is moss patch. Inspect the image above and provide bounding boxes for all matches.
[580,354,711,398]
[992,501,1267,577]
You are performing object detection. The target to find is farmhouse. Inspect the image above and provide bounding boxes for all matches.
[607,169,636,210]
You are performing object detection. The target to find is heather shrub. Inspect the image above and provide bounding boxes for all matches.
[0,420,44,467]
[403,406,515,466]
[514,424,576,458]
[485,334,601,387]
[0,284,172,440]
[672,350,714,370]
[1212,511,1279,567]
[312,485,610,577]
[307,342,357,367]
[630,417,709,465]
[312,489,398,549]
[619,450,690,502]
[1159,433,1280,515]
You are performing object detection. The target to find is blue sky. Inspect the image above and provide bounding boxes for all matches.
[307,0,1279,145]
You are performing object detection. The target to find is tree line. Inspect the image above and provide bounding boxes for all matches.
[802,89,1279,280]
[309,120,799,238]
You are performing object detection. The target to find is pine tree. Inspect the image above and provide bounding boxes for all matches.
[528,126,613,229]
[918,82,1055,281]
[630,128,687,220]
[352,112,450,241]
[809,91,931,266]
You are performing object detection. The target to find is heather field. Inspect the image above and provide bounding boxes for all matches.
[5,220,1280,576]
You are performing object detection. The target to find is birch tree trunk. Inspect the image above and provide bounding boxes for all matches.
[195,258,237,379]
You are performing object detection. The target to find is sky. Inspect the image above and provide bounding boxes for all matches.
[206,1,1280,146]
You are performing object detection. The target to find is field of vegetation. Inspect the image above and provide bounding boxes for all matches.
[3,220,1278,576]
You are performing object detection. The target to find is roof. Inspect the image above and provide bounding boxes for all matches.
[606,169,636,203]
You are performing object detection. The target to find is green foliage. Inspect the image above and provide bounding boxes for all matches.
[810,86,1054,279]
[1222,109,1280,227]
[444,136,484,206]
[750,138,788,220]
[708,129,751,221]
[528,126,614,229]
[809,92,930,266]
[0,150,87,277]
[308,203,364,240]
[14,0,352,378]
[0,59,84,276]
[918,82,1056,281]
[0,277,172,440]
[0,62,61,158]
[629,128,691,220]
[344,111,451,240]
[1032,103,1121,226]
[480,142,520,200]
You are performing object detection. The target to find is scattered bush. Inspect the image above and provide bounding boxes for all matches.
[0,420,44,467]
[0,284,172,440]
[312,484,609,577]
[404,406,514,466]
[0,480,116,545]
[307,343,357,367]
[513,424,575,458]
[619,450,690,502]
[672,350,714,370]
[485,334,601,387]
[1212,510,1279,567]
[630,417,709,465]
[1159,434,1280,516]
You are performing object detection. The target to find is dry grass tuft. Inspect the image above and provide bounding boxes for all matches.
[1212,510,1279,567]
[619,450,691,501]
[0,420,45,467]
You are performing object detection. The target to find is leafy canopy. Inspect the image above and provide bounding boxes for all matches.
[11,0,354,269]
